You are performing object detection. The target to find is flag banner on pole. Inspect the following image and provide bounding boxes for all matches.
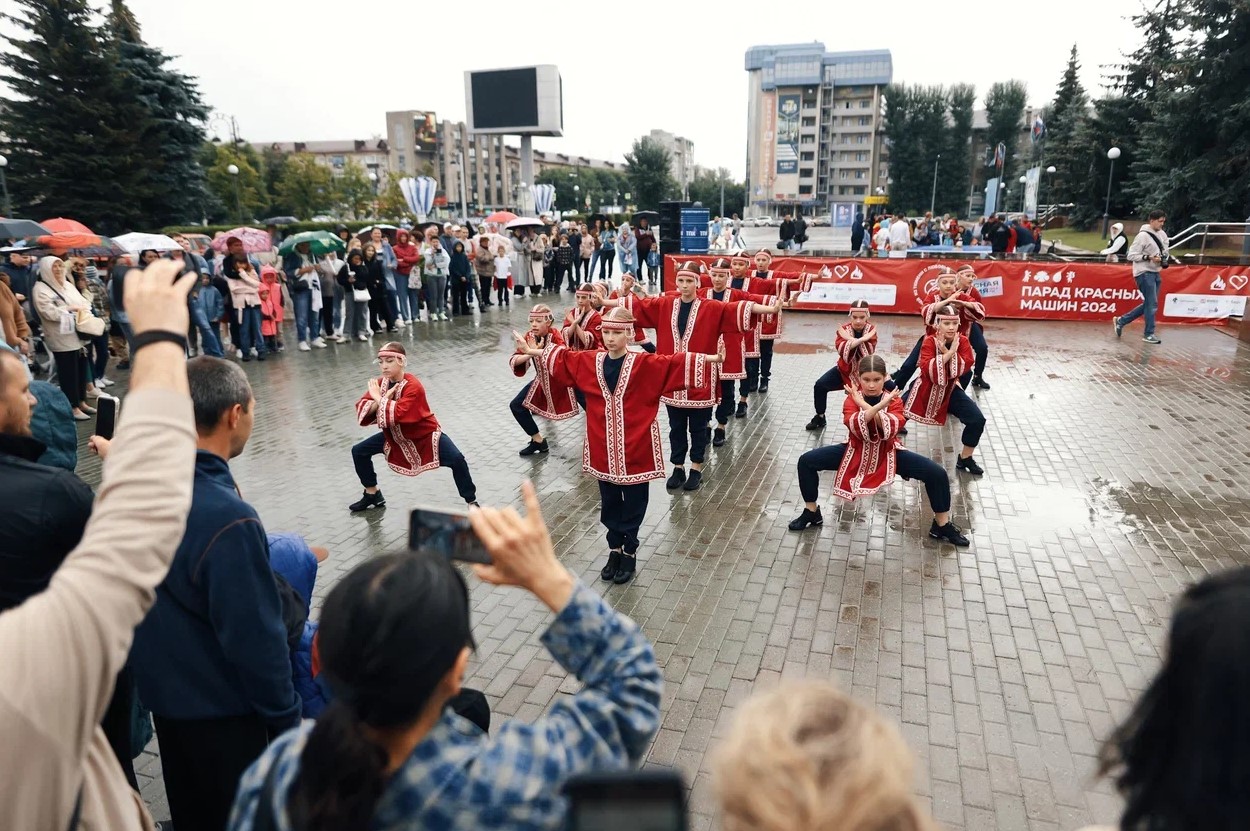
[1031,117,1047,144]
[399,176,438,218]
[531,184,556,215]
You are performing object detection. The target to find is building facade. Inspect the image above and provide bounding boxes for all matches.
[744,44,892,219]
[645,129,695,199]
[251,139,390,179]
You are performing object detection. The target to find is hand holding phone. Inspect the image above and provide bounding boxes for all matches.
[563,770,687,831]
[410,506,492,564]
[94,394,118,441]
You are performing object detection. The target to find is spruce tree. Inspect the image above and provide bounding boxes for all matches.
[105,0,210,229]
[984,81,1029,186]
[1043,46,1090,206]
[0,0,146,232]
[941,84,976,217]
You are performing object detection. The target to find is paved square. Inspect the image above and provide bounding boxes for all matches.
[76,298,1250,829]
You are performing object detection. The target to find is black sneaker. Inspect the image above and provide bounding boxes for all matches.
[600,550,621,582]
[682,469,703,491]
[1142,334,1161,344]
[759,380,770,393]
[666,468,686,489]
[929,520,970,546]
[788,507,823,531]
[1112,316,1124,338]
[255,354,265,361]
[956,456,984,476]
[519,439,549,457]
[805,413,826,431]
[613,554,636,584]
[735,401,748,419]
[712,427,726,447]
[897,425,909,436]
[349,490,385,512]
[971,377,991,390]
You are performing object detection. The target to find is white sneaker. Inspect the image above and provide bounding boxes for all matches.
[236,348,244,359]
[358,332,368,341]
[299,341,311,352]
[312,337,327,348]
[440,312,449,321]
[98,377,114,387]
[396,318,406,328]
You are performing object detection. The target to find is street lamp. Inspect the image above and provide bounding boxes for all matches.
[1040,165,1056,226]
[226,163,241,223]
[0,154,10,217]
[930,154,941,214]
[1018,175,1027,213]
[1102,147,1121,237]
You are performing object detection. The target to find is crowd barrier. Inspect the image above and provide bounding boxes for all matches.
[662,255,1249,325]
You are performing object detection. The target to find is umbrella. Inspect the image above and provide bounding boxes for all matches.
[483,211,517,225]
[0,219,51,240]
[114,232,181,254]
[505,217,546,230]
[632,210,660,227]
[586,212,608,226]
[28,232,124,258]
[278,230,346,257]
[262,215,300,226]
[210,227,273,253]
[407,221,441,238]
[42,217,94,235]
[356,224,399,242]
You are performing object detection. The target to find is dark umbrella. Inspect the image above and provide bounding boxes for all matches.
[409,220,441,238]
[0,218,51,241]
[631,210,660,227]
[262,216,300,226]
[587,212,608,226]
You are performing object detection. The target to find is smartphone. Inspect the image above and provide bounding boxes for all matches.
[563,770,687,831]
[95,395,119,441]
[408,506,492,564]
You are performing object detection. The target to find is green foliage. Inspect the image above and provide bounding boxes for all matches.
[376,172,412,220]
[687,168,745,218]
[625,138,678,209]
[335,159,375,220]
[537,167,631,212]
[941,84,976,216]
[260,144,291,216]
[276,153,334,221]
[984,80,1029,184]
[202,143,267,223]
[1042,46,1090,206]
[882,84,971,215]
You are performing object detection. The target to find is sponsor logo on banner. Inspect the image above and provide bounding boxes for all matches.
[1210,276,1226,291]
[1163,293,1248,319]
[973,276,1003,298]
[1231,274,1248,291]
[800,282,897,307]
[910,264,950,306]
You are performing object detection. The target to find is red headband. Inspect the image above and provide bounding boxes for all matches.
[730,256,750,267]
[377,349,406,361]
[600,319,634,333]
[575,286,593,296]
[529,310,553,321]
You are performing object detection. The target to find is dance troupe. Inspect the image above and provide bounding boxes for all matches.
[345,251,992,582]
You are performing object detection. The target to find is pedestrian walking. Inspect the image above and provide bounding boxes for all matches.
[1113,210,1169,345]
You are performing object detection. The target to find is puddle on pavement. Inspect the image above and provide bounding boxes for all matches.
[987,479,1147,536]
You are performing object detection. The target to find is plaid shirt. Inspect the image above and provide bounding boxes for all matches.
[228,581,662,831]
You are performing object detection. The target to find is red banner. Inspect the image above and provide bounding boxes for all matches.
[663,256,1250,324]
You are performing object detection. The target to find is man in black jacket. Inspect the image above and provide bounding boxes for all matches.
[778,214,795,252]
[792,214,808,252]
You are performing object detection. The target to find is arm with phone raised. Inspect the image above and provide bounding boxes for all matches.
[466,482,663,819]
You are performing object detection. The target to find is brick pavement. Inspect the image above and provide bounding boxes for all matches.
[75,299,1250,829]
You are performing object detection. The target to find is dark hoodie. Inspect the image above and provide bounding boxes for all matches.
[449,243,471,281]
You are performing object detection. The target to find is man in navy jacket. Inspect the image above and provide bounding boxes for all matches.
[129,356,298,831]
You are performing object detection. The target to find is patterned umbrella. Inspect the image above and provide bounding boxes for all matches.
[42,217,94,235]
[484,211,518,224]
[28,231,124,257]
[114,232,181,254]
[278,230,346,257]
[209,226,273,253]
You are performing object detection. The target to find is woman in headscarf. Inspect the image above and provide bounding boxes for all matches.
[31,256,97,420]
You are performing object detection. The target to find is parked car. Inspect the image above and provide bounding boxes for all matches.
[751,216,777,227]
[810,215,832,227]
[182,233,212,257]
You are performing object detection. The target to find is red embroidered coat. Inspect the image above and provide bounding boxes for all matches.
[510,329,579,420]
[700,287,773,380]
[903,335,973,425]
[748,269,809,341]
[561,307,603,350]
[609,290,649,344]
[542,344,707,484]
[630,293,755,407]
[835,323,878,380]
[716,273,789,354]
[921,289,985,337]
[355,373,442,476]
[832,394,907,500]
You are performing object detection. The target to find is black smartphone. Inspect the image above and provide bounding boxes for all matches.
[408,506,492,564]
[95,395,118,441]
[563,770,687,831]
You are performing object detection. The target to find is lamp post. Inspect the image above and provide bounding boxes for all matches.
[0,154,10,217]
[368,171,379,219]
[226,163,241,223]
[625,192,632,212]
[1018,175,1027,213]
[454,150,468,223]
[1041,165,1056,226]
[1102,146,1121,237]
[930,154,941,215]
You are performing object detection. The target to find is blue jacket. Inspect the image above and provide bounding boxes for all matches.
[130,451,300,730]
[267,533,329,719]
[198,284,225,323]
[29,380,78,471]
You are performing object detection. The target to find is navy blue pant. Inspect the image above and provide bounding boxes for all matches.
[813,367,846,415]
[759,339,775,381]
[797,443,951,512]
[945,387,986,448]
[667,405,712,465]
[894,336,925,388]
[352,430,477,502]
[510,384,540,437]
[741,357,760,397]
[598,480,649,554]
[959,322,989,387]
[715,379,737,425]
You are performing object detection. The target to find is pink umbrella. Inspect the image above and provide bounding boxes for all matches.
[484,211,517,224]
[209,226,273,253]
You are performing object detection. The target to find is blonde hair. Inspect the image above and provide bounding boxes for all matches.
[714,681,933,831]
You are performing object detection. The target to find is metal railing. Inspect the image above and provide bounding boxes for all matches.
[1166,221,1250,260]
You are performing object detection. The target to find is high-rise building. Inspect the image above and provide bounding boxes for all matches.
[744,44,892,218]
[250,139,391,180]
[645,129,695,199]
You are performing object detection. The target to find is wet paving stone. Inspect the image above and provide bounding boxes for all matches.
[76,298,1250,829]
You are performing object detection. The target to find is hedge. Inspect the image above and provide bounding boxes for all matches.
[161,213,639,238]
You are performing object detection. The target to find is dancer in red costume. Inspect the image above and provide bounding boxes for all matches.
[788,354,969,546]
[348,342,478,511]
[805,300,882,431]
[609,273,656,353]
[700,258,775,447]
[513,307,724,583]
[562,284,604,352]
[892,269,985,389]
[510,304,579,457]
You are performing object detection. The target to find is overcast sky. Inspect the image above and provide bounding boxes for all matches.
[17,1,1148,178]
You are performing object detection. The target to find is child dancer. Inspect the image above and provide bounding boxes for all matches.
[701,258,775,446]
[513,307,723,584]
[893,269,984,389]
[349,342,479,512]
[563,284,604,351]
[510,304,579,457]
[956,266,991,389]
[493,244,513,307]
[788,354,969,546]
[806,299,877,431]
[902,305,987,476]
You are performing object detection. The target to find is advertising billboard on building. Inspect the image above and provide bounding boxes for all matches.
[412,112,438,147]
[760,90,776,192]
[776,94,800,175]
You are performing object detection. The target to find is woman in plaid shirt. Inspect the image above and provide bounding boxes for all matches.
[229,481,662,831]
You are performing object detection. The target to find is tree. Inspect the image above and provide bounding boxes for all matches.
[376,172,411,220]
[625,138,677,209]
[688,167,745,217]
[940,84,976,217]
[1042,46,1090,206]
[881,85,949,213]
[276,153,334,220]
[260,144,291,216]
[104,0,209,229]
[0,0,149,233]
[984,80,1029,186]
[202,142,266,223]
[336,159,375,220]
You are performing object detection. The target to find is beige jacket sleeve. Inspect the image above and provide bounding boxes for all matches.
[0,389,196,831]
